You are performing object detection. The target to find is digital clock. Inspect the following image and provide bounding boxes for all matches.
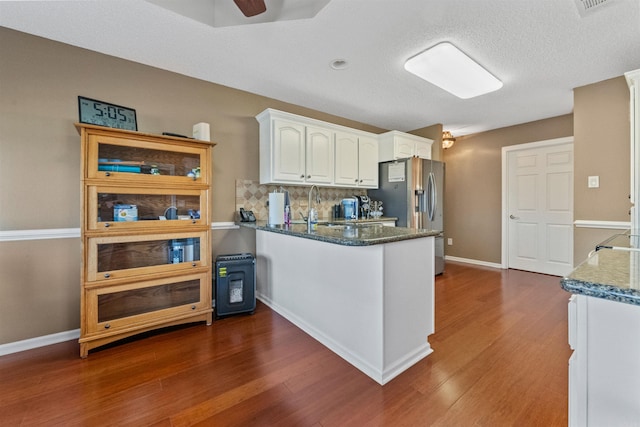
[78,96,137,131]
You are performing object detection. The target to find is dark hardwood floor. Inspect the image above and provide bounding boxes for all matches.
[0,262,572,426]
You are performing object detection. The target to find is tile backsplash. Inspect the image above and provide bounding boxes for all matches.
[235,180,366,221]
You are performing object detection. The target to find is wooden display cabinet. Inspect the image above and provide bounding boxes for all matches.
[77,124,215,357]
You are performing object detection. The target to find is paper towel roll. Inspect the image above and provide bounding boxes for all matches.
[268,192,285,225]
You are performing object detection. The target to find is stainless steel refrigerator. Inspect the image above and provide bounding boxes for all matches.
[368,157,445,275]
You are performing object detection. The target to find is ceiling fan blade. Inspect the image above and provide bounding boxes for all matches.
[233,0,267,17]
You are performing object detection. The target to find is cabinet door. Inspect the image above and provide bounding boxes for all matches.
[86,185,207,231]
[334,131,359,185]
[85,273,210,334]
[414,140,432,159]
[395,139,415,159]
[86,133,210,185]
[272,119,306,183]
[358,136,379,188]
[305,126,334,184]
[86,232,209,282]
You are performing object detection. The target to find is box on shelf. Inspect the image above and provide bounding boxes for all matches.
[114,204,138,221]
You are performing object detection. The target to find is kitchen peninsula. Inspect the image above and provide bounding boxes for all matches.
[240,221,439,385]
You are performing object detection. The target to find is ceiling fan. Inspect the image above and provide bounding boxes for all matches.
[233,0,267,17]
[147,0,331,27]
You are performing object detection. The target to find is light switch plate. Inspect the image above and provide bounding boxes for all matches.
[588,176,600,188]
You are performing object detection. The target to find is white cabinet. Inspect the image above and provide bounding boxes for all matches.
[568,294,640,426]
[305,125,334,184]
[260,118,333,185]
[626,69,640,231]
[258,109,377,188]
[378,130,433,162]
[334,131,378,188]
[270,119,306,183]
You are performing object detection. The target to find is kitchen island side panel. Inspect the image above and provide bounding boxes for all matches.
[255,229,434,384]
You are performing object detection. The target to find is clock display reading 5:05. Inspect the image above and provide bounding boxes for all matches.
[78,96,137,131]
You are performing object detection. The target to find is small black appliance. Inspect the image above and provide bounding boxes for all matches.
[215,253,256,318]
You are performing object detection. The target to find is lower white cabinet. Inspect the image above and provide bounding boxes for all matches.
[568,295,640,426]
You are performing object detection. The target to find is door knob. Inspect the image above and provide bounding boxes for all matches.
[509,214,519,220]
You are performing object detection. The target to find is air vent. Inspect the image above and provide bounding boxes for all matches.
[574,0,616,17]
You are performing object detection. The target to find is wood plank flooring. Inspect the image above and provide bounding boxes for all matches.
[0,262,572,426]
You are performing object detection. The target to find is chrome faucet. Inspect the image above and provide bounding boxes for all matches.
[307,185,321,232]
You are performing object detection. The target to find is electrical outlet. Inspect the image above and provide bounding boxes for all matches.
[447,238,453,245]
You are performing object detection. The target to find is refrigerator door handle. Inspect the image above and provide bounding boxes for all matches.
[427,172,437,222]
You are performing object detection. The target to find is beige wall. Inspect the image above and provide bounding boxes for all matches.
[409,123,444,161]
[0,28,384,345]
[0,27,632,346]
[442,115,574,264]
[442,75,631,266]
[573,77,631,263]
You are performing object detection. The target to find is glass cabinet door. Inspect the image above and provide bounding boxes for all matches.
[86,185,207,230]
[86,232,209,282]
[85,273,209,334]
[85,134,210,185]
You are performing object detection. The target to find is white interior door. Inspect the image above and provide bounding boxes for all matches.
[506,141,574,276]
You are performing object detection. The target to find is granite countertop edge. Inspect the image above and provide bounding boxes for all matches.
[561,245,640,306]
[238,221,439,246]
[560,277,640,306]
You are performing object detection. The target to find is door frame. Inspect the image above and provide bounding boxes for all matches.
[501,136,574,269]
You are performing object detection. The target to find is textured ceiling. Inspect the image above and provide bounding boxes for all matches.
[1,0,639,136]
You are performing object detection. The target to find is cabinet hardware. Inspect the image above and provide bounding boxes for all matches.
[104,324,110,329]
[104,223,110,228]
[104,273,110,279]
[105,172,111,177]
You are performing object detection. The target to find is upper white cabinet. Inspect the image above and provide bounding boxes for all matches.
[378,130,433,162]
[260,118,333,185]
[334,132,378,188]
[270,119,306,183]
[257,109,378,188]
[306,125,334,184]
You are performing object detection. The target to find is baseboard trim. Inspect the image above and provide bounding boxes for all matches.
[445,256,504,269]
[0,329,80,356]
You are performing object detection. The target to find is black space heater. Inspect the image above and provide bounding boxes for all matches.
[215,253,256,318]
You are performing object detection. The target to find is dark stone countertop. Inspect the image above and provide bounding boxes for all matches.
[238,220,439,246]
[561,248,640,306]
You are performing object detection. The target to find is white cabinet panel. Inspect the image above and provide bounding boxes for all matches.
[358,136,378,188]
[334,131,359,186]
[272,119,306,183]
[257,108,378,188]
[378,130,433,162]
[335,131,379,188]
[568,294,640,426]
[305,126,333,184]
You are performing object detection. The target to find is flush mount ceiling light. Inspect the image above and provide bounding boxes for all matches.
[442,131,456,149]
[404,42,503,99]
